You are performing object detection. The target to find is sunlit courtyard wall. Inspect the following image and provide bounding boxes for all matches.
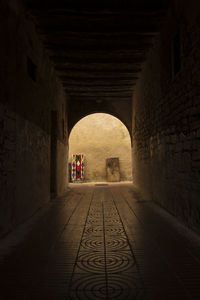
[69,113,132,182]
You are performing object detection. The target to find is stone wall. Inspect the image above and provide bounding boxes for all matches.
[0,1,68,237]
[132,0,200,232]
[69,114,132,182]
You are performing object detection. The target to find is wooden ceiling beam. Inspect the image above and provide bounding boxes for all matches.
[27,0,168,14]
[64,86,135,91]
[46,43,151,51]
[51,58,145,65]
[55,67,141,73]
[38,30,157,38]
[39,31,155,39]
[36,23,160,34]
[46,45,145,56]
[59,74,138,79]
[30,7,167,16]
[66,91,133,96]
[26,0,168,103]
[61,82,136,87]
[67,95,132,100]
[58,73,139,79]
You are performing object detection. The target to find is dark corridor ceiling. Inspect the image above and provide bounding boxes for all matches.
[27,0,169,104]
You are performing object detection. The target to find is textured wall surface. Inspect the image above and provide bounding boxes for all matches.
[0,1,68,237]
[132,0,200,233]
[69,114,132,182]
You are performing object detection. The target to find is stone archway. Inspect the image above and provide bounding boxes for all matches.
[68,97,133,145]
[68,113,132,183]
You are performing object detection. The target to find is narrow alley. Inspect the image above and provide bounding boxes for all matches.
[1,183,200,300]
[1,1,200,299]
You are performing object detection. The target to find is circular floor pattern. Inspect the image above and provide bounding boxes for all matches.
[104,213,118,218]
[107,274,140,300]
[106,252,136,273]
[89,207,102,211]
[81,238,104,250]
[84,226,103,236]
[87,218,103,225]
[104,218,121,225]
[106,237,129,250]
[105,226,125,235]
[69,274,107,300]
[88,213,102,218]
[104,208,117,212]
[69,289,107,300]
[76,252,105,273]
[89,206,101,210]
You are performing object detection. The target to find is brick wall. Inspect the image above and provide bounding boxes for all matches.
[0,1,68,237]
[132,0,200,233]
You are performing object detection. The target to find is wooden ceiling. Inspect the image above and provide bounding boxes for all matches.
[27,0,168,103]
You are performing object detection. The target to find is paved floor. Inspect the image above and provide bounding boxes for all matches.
[1,183,200,299]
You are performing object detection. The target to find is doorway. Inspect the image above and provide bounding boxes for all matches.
[68,113,132,183]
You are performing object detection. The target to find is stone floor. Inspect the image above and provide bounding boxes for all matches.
[1,183,200,299]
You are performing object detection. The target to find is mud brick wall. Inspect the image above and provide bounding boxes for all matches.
[132,0,200,232]
[0,1,68,237]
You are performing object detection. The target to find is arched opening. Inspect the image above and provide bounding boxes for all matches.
[68,113,132,183]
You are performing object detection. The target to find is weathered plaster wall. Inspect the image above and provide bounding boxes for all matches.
[0,1,68,237]
[132,0,200,232]
[69,114,132,182]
